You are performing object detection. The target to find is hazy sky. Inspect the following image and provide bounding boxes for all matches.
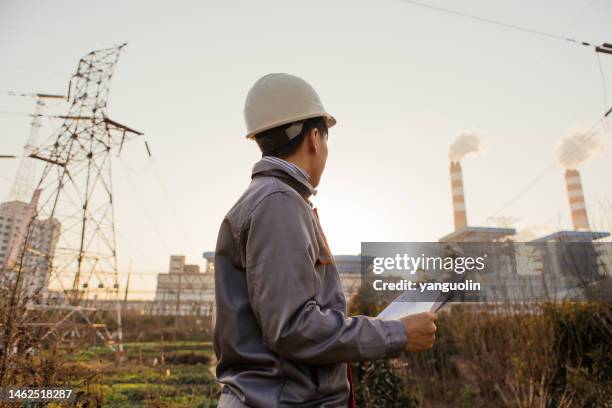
[1,0,611,298]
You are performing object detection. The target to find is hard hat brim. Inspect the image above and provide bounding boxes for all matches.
[246,113,336,140]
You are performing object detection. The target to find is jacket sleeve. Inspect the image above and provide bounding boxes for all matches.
[244,191,406,364]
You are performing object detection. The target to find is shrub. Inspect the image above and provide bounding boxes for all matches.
[348,281,611,408]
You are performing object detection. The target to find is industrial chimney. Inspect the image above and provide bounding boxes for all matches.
[450,162,467,230]
[448,132,484,231]
[564,169,590,230]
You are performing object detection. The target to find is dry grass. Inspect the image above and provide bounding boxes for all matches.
[374,303,611,408]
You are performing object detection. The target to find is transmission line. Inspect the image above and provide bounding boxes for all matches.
[483,106,611,221]
[396,0,600,48]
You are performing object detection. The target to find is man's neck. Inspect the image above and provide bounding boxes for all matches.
[284,155,312,179]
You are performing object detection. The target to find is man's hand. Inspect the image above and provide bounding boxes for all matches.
[400,312,437,352]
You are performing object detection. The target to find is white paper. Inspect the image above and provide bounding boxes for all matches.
[376,280,460,319]
[376,288,435,319]
[377,300,435,320]
[378,265,469,319]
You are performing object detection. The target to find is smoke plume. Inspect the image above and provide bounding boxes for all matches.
[449,132,484,163]
[556,130,606,170]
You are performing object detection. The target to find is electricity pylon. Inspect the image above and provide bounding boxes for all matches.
[8,94,65,202]
[23,43,142,359]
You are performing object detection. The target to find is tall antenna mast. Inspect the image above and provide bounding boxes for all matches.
[8,93,65,202]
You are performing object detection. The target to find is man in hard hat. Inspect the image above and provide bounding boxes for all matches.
[214,73,437,408]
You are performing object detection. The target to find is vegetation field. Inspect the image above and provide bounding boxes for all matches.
[57,341,220,407]
[2,303,609,407]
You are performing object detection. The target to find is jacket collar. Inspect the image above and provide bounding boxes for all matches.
[252,158,317,199]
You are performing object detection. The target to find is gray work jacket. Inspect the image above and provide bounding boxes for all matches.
[213,159,406,408]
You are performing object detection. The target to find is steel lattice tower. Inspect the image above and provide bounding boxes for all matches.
[8,94,65,202]
[25,44,142,356]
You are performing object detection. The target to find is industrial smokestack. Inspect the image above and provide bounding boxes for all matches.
[564,169,590,231]
[450,162,467,230]
[556,129,605,231]
[448,133,484,231]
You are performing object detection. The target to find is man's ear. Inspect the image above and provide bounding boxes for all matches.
[308,128,320,153]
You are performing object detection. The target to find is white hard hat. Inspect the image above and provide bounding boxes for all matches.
[244,73,336,139]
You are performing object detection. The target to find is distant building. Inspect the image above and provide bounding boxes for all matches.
[436,224,610,302]
[334,255,361,274]
[439,226,517,243]
[202,251,215,273]
[153,255,214,316]
[333,255,362,302]
[530,230,609,243]
[0,200,30,268]
[0,199,60,298]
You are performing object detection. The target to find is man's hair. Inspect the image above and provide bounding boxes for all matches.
[255,117,328,158]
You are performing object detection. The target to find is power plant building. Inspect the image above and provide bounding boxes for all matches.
[439,153,609,303]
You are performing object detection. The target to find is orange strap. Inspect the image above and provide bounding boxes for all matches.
[347,364,356,408]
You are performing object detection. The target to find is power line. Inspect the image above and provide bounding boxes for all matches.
[0,110,39,117]
[0,110,67,119]
[118,140,196,252]
[522,0,598,65]
[0,111,108,121]
[396,0,598,48]
[595,53,609,113]
[483,108,611,220]
[117,158,173,253]
[148,153,197,250]
[0,90,66,99]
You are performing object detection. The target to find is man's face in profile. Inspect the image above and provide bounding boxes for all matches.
[310,129,328,188]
